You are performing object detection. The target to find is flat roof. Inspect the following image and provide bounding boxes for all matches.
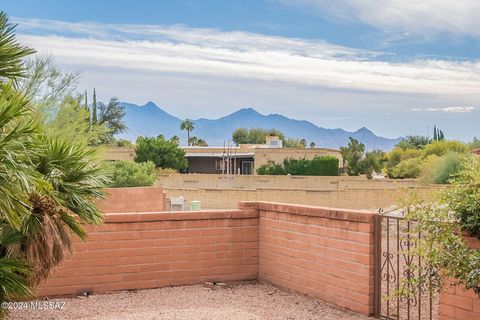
[185,152,254,158]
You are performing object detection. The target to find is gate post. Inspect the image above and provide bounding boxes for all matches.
[373,214,382,318]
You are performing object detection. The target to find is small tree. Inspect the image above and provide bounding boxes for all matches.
[135,135,187,170]
[180,119,194,146]
[189,136,208,146]
[97,97,127,144]
[310,142,316,148]
[339,137,365,176]
[231,128,286,145]
[362,149,386,178]
[396,135,431,150]
[170,135,180,145]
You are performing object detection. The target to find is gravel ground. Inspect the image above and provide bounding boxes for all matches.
[8,281,368,320]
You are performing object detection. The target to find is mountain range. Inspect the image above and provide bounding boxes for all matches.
[117,102,401,150]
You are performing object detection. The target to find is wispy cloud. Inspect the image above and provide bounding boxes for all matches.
[14,18,480,97]
[277,0,480,38]
[11,17,480,140]
[411,106,478,113]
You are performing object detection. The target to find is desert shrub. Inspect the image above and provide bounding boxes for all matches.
[362,149,386,179]
[385,148,422,178]
[420,152,465,184]
[400,157,480,299]
[389,157,422,179]
[157,167,178,174]
[423,140,469,157]
[443,156,480,237]
[107,161,157,187]
[114,138,133,147]
[256,163,286,175]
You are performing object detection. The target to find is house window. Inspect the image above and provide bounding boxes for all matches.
[215,159,224,170]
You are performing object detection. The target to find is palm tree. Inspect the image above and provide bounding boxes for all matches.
[0,12,39,315]
[10,135,109,283]
[0,12,36,84]
[0,12,109,318]
[300,139,307,148]
[0,85,39,317]
[180,119,194,146]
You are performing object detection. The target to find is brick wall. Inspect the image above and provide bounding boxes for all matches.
[439,236,480,320]
[255,202,376,316]
[440,283,480,320]
[98,186,167,213]
[37,200,377,316]
[37,209,259,297]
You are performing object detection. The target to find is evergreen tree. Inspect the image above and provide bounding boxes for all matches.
[438,130,445,141]
[92,88,98,125]
[84,90,90,124]
[433,125,438,141]
[339,137,365,176]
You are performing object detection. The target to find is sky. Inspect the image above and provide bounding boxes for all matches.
[3,0,480,140]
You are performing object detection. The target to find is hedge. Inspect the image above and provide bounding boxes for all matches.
[257,156,339,176]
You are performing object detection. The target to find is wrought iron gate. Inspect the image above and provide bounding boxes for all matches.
[374,210,438,320]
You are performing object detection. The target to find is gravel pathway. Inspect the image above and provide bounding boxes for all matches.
[8,281,368,320]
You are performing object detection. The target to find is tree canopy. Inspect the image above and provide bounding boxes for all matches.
[231,127,308,148]
[340,137,365,176]
[134,135,188,170]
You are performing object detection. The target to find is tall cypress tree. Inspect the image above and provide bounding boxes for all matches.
[433,125,438,141]
[92,88,98,125]
[84,90,90,124]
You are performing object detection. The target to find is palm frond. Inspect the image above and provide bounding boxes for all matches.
[0,12,36,83]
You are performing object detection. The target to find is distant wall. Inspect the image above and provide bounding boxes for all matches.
[157,173,420,190]
[98,187,166,213]
[164,186,442,211]
[103,147,135,161]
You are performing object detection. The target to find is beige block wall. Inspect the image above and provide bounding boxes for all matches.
[104,147,136,161]
[165,186,443,211]
[157,173,421,190]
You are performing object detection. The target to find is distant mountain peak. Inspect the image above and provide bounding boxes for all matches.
[233,107,261,116]
[143,101,158,108]
[355,127,373,134]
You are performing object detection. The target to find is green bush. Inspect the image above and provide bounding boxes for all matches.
[420,152,464,184]
[423,140,469,157]
[256,163,286,175]
[443,156,480,237]
[107,161,157,187]
[257,156,338,176]
[389,157,422,179]
[135,135,187,170]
